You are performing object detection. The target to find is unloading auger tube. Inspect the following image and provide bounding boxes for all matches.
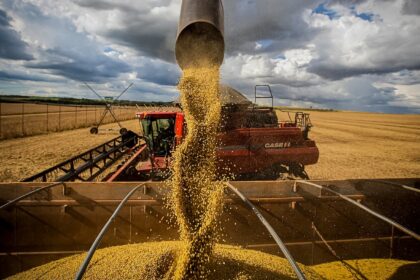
[175,0,224,69]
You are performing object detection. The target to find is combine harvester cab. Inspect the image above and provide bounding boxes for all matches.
[131,111,184,180]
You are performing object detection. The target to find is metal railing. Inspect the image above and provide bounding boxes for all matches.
[74,183,145,280]
[226,182,306,280]
[0,182,63,210]
[296,180,420,240]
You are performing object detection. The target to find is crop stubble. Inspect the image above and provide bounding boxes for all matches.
[290,111,420,179]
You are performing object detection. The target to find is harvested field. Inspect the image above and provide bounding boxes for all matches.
[0,119,140,181]
[288,110,420,180]
[0,110,419,182]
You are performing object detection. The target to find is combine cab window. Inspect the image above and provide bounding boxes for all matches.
[141,117,175,156]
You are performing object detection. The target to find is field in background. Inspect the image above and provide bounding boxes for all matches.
[277,110,420,179]
[0,102,144,139]
[0,109,419,181]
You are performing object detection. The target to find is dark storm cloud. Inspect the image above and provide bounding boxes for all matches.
[137,58,180,86]
[27,59,130,82]
[0,9,33,60]
[402,0,420,15]
[25,47,132,82]
[73,0,178,62]
[71,0,323,63]
[0,0,419,113]
[0,70,52,82]
[72,0,133,12]
[328,0,369,5]
[224,0,322,56]
[267,78,403,112]
[307,62,420,80]
[386,70,420,85]
[106,29,176,62]
[3,1,131,82]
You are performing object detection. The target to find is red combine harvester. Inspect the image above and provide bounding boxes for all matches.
[106,85,319,181]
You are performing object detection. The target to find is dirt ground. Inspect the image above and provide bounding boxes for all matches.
[0,119,141,181]
[0,110,419,182]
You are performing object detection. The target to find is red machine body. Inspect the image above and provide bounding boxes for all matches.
[113,109,319,181]
[218,126,318,174]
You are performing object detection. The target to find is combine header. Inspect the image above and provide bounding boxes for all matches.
[21,132,139,182]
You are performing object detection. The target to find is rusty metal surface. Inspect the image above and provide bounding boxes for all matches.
[0,178,419,278]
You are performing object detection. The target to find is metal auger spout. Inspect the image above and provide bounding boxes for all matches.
[175,0,225,69]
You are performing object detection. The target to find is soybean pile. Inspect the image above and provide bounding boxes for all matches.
[9,242,419,280]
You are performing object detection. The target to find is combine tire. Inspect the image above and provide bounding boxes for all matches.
[288,163,309,179]
[90,127,98,134]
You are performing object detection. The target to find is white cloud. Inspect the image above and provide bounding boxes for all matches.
[0,0,419,112]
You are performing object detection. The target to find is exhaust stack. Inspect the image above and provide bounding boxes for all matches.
[175,0,225,69]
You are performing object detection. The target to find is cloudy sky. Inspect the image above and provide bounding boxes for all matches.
[0,0,420,113]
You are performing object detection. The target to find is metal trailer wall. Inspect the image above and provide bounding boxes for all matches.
[0,179,419,278]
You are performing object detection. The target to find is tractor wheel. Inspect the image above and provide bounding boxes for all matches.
[90,127,98,134]
[288,163,309,180]
[120,128,128,135]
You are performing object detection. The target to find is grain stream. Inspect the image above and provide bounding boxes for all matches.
[169,66,225,279]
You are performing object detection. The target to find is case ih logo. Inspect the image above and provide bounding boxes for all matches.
[265,142,291,149]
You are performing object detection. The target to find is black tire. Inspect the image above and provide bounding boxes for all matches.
[90,127,98,134]
[120,128,128,135]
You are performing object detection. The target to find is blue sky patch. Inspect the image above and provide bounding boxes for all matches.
[104,46,114,53]
[313,3,339,20]
[350,5,374,22]
[256,39,273,49]
[355,11,374,22]
[356,12,374,22]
